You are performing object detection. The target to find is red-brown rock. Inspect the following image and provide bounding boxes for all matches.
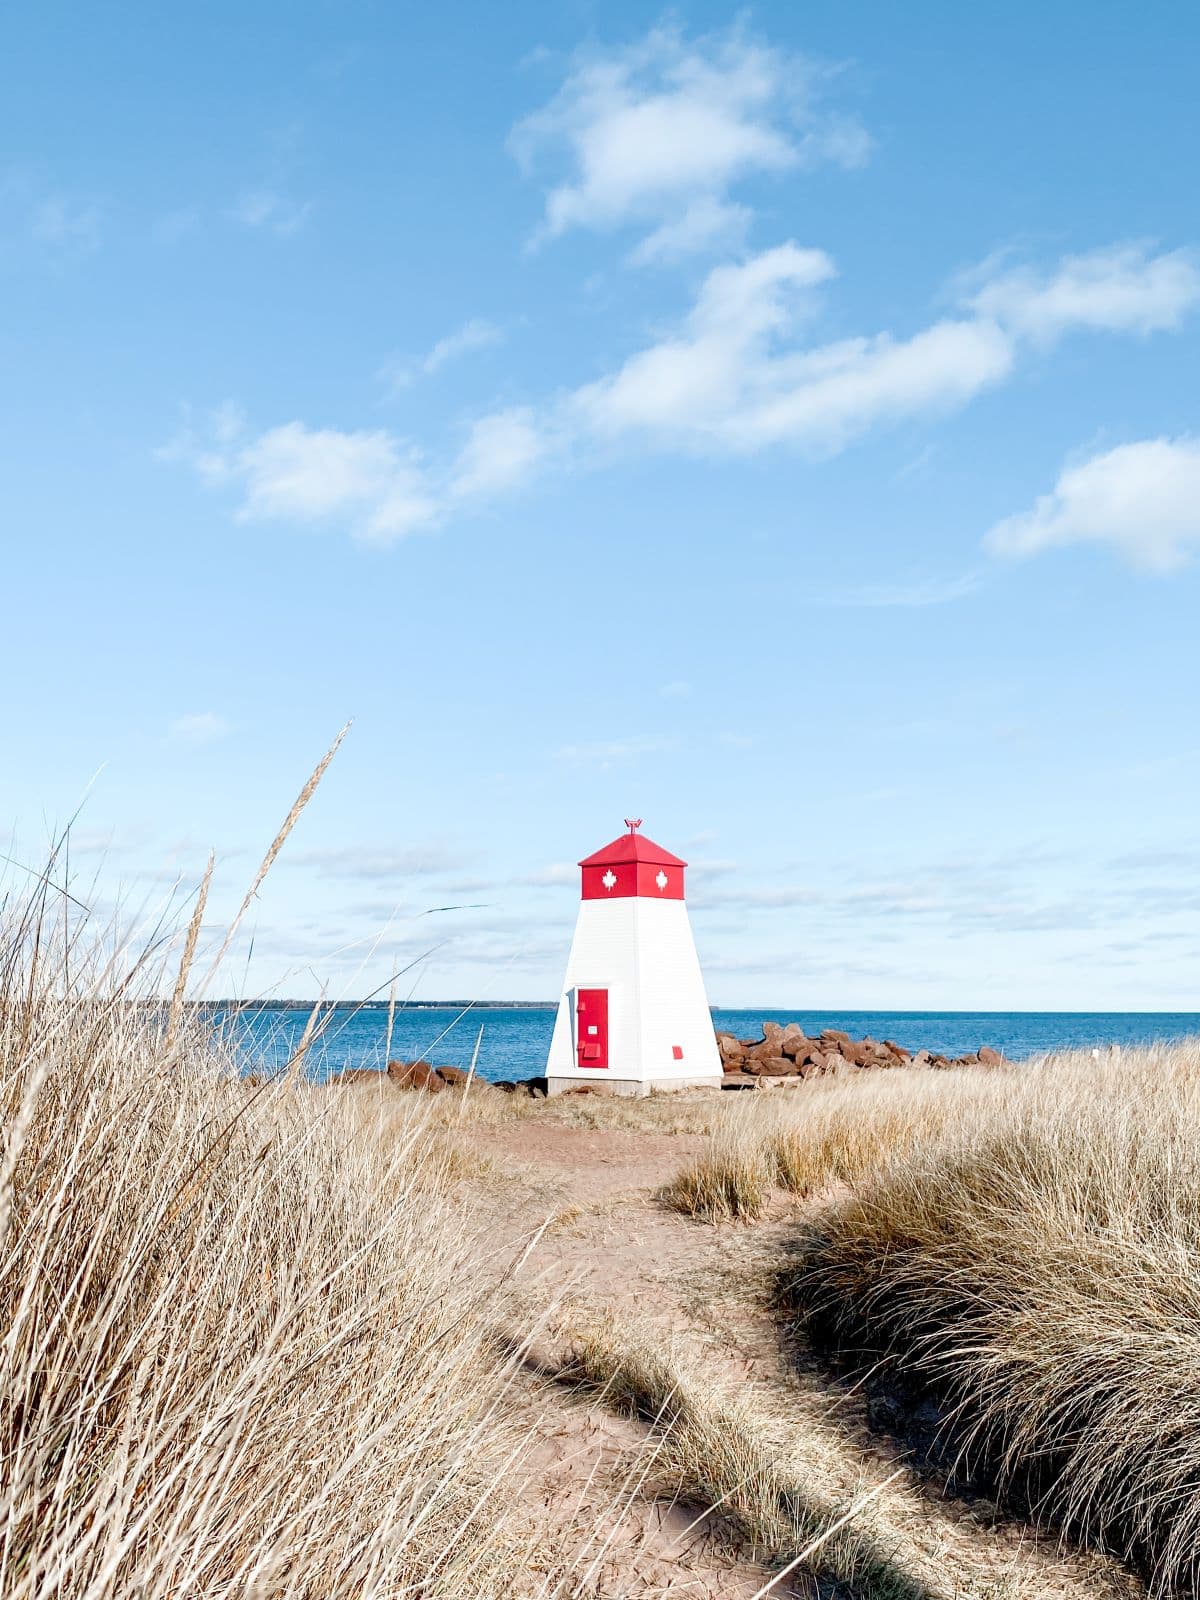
[435,1065,473,1086]
[820,1028,852,1048]
[978,1046,1003,1066]
[386,1059,444,1093]
[744,1055,794,1077]
[332,1067,386,1085]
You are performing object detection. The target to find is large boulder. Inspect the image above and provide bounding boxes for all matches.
[716,1032,744,1061]
[743,1054,795,1077]
[820,1028,852,1048]
[386,1059,444,1093]
[332,1066,386,1086]
[779,1023,810,1059]
[978,1045,1003,1066]
[435,1065,473,1087]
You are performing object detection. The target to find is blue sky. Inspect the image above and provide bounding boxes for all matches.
[4,1,1200,1008]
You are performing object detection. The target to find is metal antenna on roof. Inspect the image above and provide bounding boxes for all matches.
[624,818,642,833]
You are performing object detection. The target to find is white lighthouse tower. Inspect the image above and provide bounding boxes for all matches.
[546,820,723,1096]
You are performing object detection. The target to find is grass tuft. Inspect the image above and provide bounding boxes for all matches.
[658,1116,773,1221]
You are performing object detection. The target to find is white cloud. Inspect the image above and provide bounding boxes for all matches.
[967,243,1200,342]
[167,404,544,544]
[169,712,229,743]
[233,189,312,237]
[450,407,546,500]
[168,229,1199,548]
[383,318,503,391]
[573,243,834,437]
[168,417,441,544]
[511,24,869,255]
[572,244,1011,452]
[236,422,438,543]
[628,196,750,266]
[729,318,1014,452]
[422,318,502,374]
[985,437,1200,572]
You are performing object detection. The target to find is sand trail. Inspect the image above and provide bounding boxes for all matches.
[441,1105,1141,1600]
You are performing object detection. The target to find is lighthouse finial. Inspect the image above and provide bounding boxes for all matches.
[624,817,642,834]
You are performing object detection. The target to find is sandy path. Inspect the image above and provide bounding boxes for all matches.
[451,1109,1143,1600]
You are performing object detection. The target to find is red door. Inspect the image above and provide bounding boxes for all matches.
[576,988,609,1069]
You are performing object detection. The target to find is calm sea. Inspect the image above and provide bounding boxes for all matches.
[215,1003,1200,1084]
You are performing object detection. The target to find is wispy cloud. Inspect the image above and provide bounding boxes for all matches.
[233,189,313,237]
[519,863,577,887]
[628,197,751,266]
[964,242,1200,341]
[163,410,442,543]
[556,735,675,766]
[986,436,1200,571]
[382,318,503,392]
[167,220,1199,548]
[821,572,983,608]
[152,206,202,245]
[511,23,870,256]
[1,174,103,256]
[32,195,103,252]
[169,712,230,743]
[570,244,1009,453]
[449,407,546,501]
[236,422,437,541]
[290,844,471,879]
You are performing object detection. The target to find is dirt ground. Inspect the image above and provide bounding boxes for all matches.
[440,1094,1144,1600]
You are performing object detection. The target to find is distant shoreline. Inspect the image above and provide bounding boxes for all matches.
[198,1002,1200,1017]
[199,999,558,1011]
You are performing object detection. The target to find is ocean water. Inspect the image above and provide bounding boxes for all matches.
[216,1003,1200,1084]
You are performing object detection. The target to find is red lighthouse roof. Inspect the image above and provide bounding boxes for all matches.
[579,821,687,869]
[578,821,688,902]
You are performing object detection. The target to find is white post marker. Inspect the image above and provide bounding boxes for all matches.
[545,819,723,1097]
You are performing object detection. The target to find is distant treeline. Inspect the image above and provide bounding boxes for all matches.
[193,999,557,1011]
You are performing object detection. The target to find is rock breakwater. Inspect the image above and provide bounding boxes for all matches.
[715,1021,1003,1089]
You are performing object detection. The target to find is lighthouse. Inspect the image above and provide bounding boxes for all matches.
[545,820,723,1096]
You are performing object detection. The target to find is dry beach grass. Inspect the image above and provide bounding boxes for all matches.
[0,801,1188,1599]
[657,1046,1200,1595]
[0,899,571,1598]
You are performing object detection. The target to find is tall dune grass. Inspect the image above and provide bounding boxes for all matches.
[656,1110,774,1220]
[784,1045,1200,1597]
[0,887,559,1599]
[659,1066,1007,1220]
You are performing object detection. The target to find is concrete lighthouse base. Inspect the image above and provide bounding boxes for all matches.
[546,1072,722,1099]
